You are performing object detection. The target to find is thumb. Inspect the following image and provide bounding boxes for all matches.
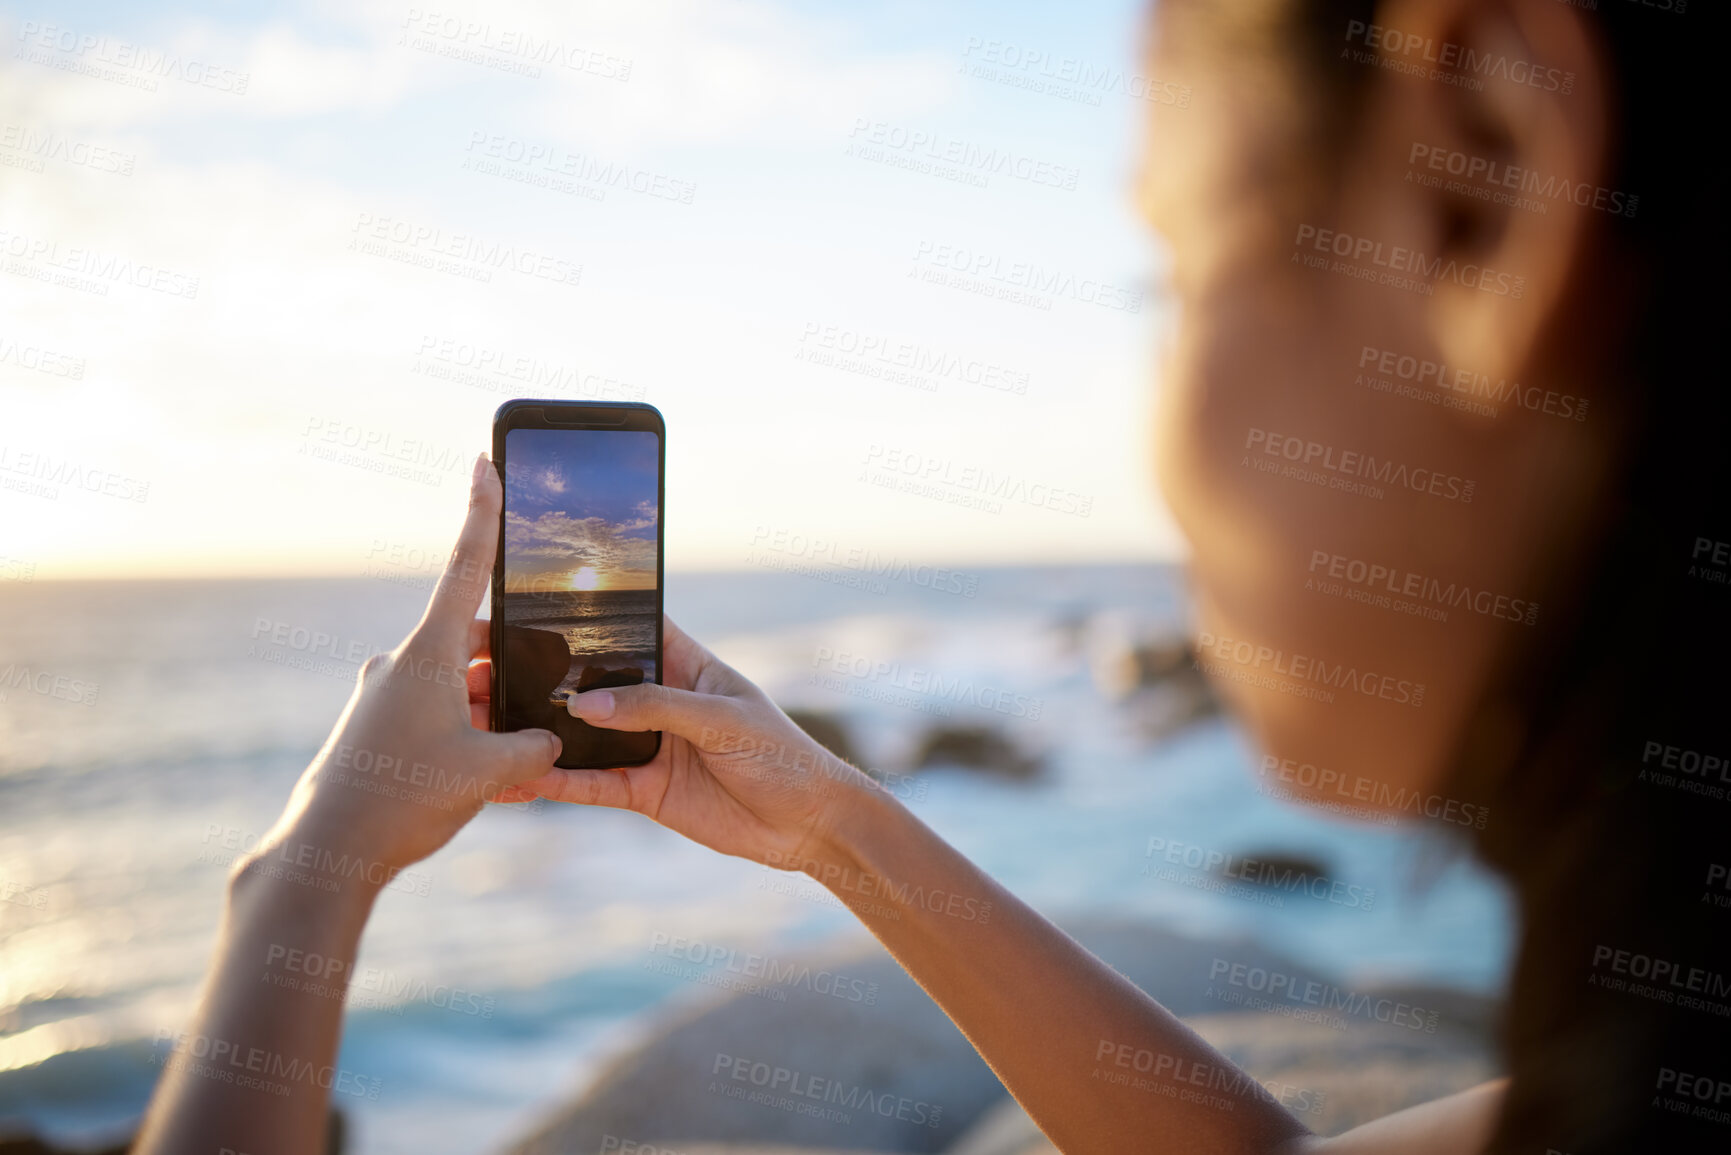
[567,682,738,746]
[479,727,563,784]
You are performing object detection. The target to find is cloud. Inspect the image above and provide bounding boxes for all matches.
[506,510,655,574]
[618,498,657,531]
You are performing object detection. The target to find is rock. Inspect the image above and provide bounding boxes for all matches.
[505,936,997,1154]
[1184,1011,1498,1136]
[502,921,1495,1154]
[1207,851,1331,887]
[577,665,647,692]
[943,1007,1498,1153]
[909,727,1039,781]
[500,624,575,728]
[1084,622,1219,742]
[0,1139,129,1155]
[0,1105,348,1155]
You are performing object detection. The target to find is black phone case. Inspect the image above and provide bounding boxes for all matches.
[490,399,665,769]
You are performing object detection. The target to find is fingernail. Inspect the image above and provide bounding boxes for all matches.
[568,690,615,720]
[471,453,489,489]
[546,732,562,760]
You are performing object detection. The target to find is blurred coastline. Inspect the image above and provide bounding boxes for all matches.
[0,566,1514,1152]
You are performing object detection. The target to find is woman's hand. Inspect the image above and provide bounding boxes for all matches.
[135,454,563,1155]
[521,622,877,872]
[247,454,562,887]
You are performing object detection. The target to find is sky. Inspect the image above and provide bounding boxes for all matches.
[503,427,659,593]
[0,0,1185,579]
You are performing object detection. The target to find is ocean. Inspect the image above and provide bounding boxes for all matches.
[0,565,1514,1152]
[500,587,660,692]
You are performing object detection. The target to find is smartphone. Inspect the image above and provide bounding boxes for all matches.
[490,400,665,769]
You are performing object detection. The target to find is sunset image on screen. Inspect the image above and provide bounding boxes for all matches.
[499,427,661,726]
[503,428,660,595]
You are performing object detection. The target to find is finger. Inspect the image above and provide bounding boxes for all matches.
[567,681,738,744]
[489,784,540,805]
[660,615,754,697]
[467,658,492,703]
[469,618,491,658]
[418,454,501,652]
[470,700,489,731]
[523,767,635,809]
[660,614,718,691]
[476,727,562,784]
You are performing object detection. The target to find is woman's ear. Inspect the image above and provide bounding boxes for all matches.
[1350,0,1612,392]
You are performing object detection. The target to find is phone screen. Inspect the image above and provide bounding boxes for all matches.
[494,407,663,768]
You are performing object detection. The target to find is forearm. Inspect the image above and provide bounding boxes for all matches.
[134,834,379,1155]
[804,785,1312,1155]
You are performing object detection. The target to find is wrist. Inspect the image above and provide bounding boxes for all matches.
[230,817,389,911]
[793,771,906,884]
